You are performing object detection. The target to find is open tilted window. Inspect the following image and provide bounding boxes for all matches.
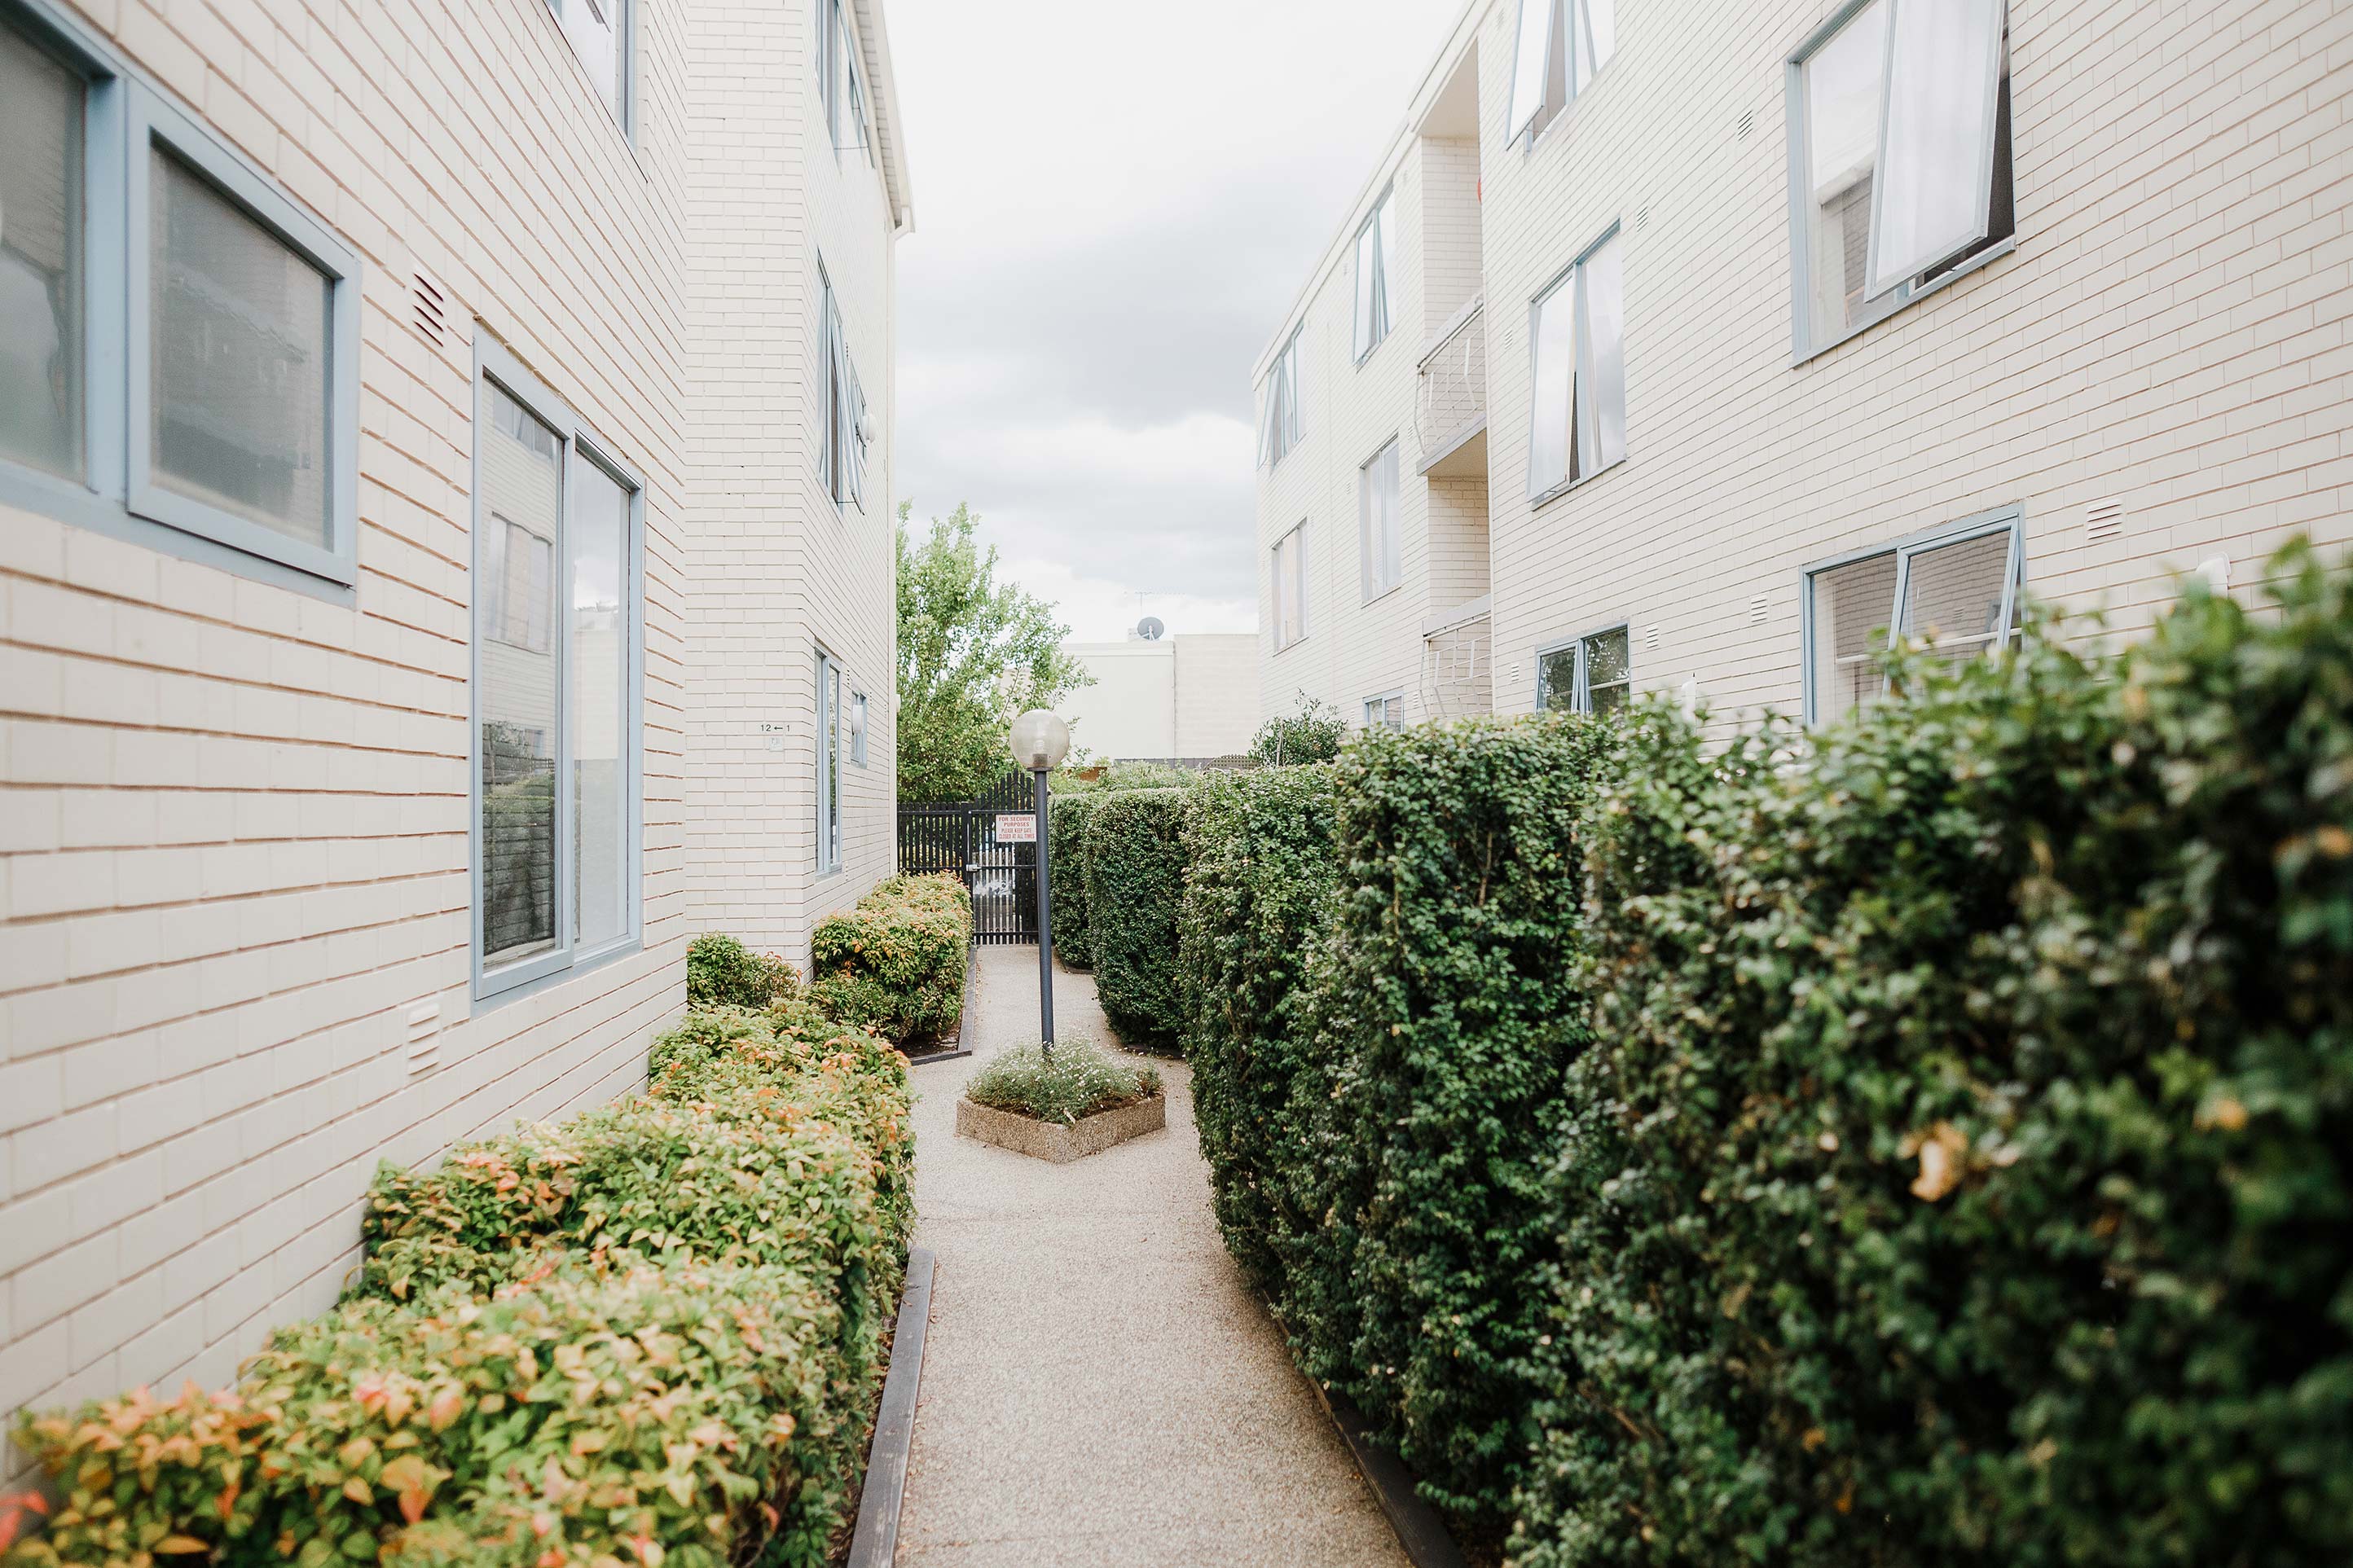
[1258,327,1304,468]
[1526,227,1626,501]
[1506,0,1616,143]
[1790,0,2012,356]
[1352,187,1400,362]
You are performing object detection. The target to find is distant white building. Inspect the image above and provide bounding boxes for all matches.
[1062,633,1261,762]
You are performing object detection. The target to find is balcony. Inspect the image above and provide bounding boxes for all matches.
[1419,595,1492,718]
[1415,297,1486,478]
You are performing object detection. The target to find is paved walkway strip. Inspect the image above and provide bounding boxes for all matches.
[895,945,1410,1568]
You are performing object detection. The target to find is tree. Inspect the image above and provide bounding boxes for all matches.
[1249,694,1349,766]
[896,502,1092,802]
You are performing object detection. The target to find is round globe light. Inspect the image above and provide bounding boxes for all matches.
[1009,709,1071,772]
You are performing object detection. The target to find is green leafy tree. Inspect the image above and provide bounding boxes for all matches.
[896,502,1092,802]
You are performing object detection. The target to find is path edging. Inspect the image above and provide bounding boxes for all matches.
[844,1245,938,1568]
[1277,1313,1469,1568]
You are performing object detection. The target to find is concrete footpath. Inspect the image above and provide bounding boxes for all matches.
[894,945,1410,1568]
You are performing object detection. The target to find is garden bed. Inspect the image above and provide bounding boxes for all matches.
[956,1039,1165,1162]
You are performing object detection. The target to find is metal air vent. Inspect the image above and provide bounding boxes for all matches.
[2086,499,2125,545]
[413,273,447,348]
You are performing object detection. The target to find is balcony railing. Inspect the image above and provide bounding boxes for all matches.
[1415,298,1485,470]
[1419,595,1492,719]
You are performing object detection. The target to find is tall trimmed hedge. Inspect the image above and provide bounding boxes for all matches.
[8,1001,913,1568]
[1511,556,2353,1567]
[1081,787,1191,1050]
[1046,790,1099,969]
[1176,765,1339,1291]
[809,873,971,1045]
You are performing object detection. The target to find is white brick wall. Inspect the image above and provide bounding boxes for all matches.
[0,0,907,1474]
[1255,0,2353,728]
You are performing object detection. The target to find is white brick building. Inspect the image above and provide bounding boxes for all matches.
[0,0,909,1460]
[1254,0,2353,732]
[1060,632,1261,762]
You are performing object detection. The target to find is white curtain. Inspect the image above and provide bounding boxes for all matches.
[1868,0,2006,297]
[1526,277,1577,497]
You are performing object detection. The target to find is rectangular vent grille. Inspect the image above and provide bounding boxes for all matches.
[1749,594,1770,626]
[413,274,447,348]
[1735,108,1756,142]
[2086,499,2124,544]
[407,1001,442,1075]
[1644,625,1660,651]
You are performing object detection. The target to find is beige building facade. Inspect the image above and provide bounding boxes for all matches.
[1060,632,1261,762]
[1255,0,2353,734]
[0,0,908,1464]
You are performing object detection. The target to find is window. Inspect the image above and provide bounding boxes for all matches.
[1352,188,1400,362]
[1272,523,1308,651]
[546,0,631,130]
[1804,509,2022,724]
[1363,692,1404,732]
[1790,0,2012,357]
[816,0,869,158]
[1527,227,1626,501]
[816,649,844,874]
[1537,625,1632,714]
[850,688,870,766]
[1359,439,1401,600]
[1258,327,1304,468]
[0,12,362,595]
[819,262,869,508]
[473,345,643,1001]
[1506,0,1616,143]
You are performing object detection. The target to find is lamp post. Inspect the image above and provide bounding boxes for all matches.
[1009,709,1071,1055]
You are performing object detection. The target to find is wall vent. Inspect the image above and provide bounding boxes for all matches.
[1735,108,1755,142]
[406,1001,442,1076]
[1634,204,1652,231]
[1644,624,1660,652]
[412,273,447,348]
[2085,499,2125,544]
[1749,593,1770,626]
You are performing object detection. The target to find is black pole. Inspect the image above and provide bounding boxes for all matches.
[1034,767,1055,1053]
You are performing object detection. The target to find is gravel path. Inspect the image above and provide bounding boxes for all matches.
[893,944,1410,1568]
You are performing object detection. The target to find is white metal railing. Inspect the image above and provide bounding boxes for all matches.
[1420,606,1492,720]
[1415,299,1486,463]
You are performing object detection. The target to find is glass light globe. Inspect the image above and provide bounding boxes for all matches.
[1009,709,1071,771]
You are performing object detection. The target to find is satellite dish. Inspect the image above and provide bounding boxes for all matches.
[1136,616,1166,641]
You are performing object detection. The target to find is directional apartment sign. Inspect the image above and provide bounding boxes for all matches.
[995,814,1037,843]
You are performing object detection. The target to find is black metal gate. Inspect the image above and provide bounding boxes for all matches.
[897,769,1038,945]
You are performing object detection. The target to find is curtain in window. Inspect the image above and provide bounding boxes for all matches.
[0,28,83,479]
[1867,0,2007,298]
[1359,441,1400,599]
[1528,232,1625,498]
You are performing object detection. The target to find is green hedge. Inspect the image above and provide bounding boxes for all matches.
[684,931,799,1009]
[1511,555,2353,1567]
[8,1001,913,1568]
[1080,788,1191,1050]
[1046,791,1099,969]
[1176,765,1339,1292]
[808,873,971,1045]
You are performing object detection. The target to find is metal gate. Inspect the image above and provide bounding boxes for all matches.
[897,769,1038,945]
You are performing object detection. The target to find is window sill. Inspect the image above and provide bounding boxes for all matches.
[473,933,644,1016]
[1273,634,1311,654]
[1528,453,1627,513]
[1361,582,1404,608]
[1792,237,2017,367]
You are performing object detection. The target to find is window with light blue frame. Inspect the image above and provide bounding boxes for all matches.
[1786,0,2014,361]
[816,648,845,874]
[1802,507,2022,725]
[1536,624,1630,714]
[545,0,633,133]
[1526,226,1626,502]
[1505,0,1616,144]
[0,0,362,598]
[473,340,645,1004]
[1352,187,1400,362]
[1257,326,1304,468]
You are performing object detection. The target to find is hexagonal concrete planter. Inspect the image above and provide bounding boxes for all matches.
[955,1092,1167,1163]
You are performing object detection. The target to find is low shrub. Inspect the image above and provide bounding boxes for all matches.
[1513,549,2353,1567]
[1080,788,1191,1050]
[1249,695,1348,766]
[1045,791,1098,969]
[9,1001,915,1568]
[964,1039,1162,1126]
[684,931,798,1009]
[808,873,971,1045]
[1176,765,1339,1291]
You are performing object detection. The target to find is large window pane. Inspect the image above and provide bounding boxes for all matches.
[1804,0,1887,339]
[1527,279,1575,496]
[151,150,332,547]
[1506,0,1555,140]
[1584,626,1631,712]
[1352,215,1381,359]
[1811,550,1899,723]
[1869,0,2006,298]
[1537,646,1577,712]
[552,0,625,124]
[817,654,842,873]
[1361,441,1400,598]
[571,459,630,951]
[0,29,83,480]
[1581,233,1626,472]
[480,383,563,969]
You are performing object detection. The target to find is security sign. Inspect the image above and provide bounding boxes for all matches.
[995,814,1037,843]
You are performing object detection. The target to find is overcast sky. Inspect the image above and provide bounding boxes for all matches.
[887,0,1458,643]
